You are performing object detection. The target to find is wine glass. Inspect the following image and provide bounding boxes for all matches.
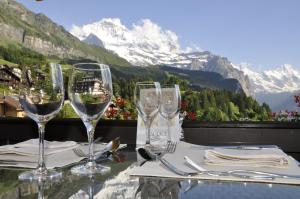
[68,63,113,175]
[18,63,64,181]
[159,84,181,146]
[134,82,161,151]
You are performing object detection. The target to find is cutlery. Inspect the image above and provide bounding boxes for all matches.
[184,155,300,180]
[137,147,164,166]
[139,147,279,180]
[79,137,103,146]
[166,141,177,153]
[138,141,177,161]
[73,148,88,158]
[191,145,279,150]
[160,157,274,180]
[73,137,122,160]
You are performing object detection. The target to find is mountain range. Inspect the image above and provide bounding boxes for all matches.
[1,0,299,111]
[70,18,253,96]
[71,18,300,111]
[0,0,244,94]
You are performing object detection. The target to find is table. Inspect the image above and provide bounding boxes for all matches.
[1,151,300,199]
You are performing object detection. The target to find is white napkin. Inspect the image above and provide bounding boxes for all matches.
[0,139,78,156]
[0,139,125,169]
[136,114,181,147]
[204,149,289,168]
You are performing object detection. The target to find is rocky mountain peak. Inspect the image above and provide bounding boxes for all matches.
[70,19,254,96]
[0,0,130,66]
[83,33,104,48]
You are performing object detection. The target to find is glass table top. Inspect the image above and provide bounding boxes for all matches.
[1,151,300,199]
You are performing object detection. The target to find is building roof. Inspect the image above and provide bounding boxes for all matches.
[4,95,23,110]
[0,65,21,82]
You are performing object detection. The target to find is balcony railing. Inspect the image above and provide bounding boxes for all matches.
[1,118,300,159]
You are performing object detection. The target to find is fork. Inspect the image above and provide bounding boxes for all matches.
[160,157,275,180]
[72,148,108,160]
[165,141,177,153]
[184,156,300,180]
[72,148,87,158]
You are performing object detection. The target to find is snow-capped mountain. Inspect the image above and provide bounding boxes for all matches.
[83,33,104,48]
[70,18,253,96]
[235,63,300,94]
[70,18,181,66]
[232,63,300,111]
[70,18,300,100]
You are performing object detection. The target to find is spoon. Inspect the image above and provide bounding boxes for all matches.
[137,147,162,166]
[94,137,120,160]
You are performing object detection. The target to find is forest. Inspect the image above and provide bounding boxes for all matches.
[0,45,272,121]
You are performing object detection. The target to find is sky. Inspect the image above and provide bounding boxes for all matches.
[18,0,300,70]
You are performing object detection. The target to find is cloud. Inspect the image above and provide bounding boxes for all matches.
[70,18,199,55]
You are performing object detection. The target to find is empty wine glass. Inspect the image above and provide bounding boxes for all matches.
[18,63,64,181]
[68,63,112,175]
[159,84,181,146]
[134,82,161,151]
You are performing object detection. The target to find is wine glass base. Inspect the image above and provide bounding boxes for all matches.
[18,169,62,181]
[71,163,111,176]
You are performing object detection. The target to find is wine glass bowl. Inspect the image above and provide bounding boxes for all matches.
[68,63,112,175]
[160,84,181,119]
[18,63,64,181]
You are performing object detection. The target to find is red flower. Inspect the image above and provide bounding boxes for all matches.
[123,111,130,120]
[290,111,297,117]
[181,100,188,110]
[116,98,126,108]
[186,112,197,121]
[106,106,118,118]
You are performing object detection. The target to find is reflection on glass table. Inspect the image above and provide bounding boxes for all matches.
[1,151,300,199]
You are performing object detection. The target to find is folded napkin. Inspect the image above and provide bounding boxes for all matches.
[0,139,78,156]
[204,148,289,168]
[0,139,126,169]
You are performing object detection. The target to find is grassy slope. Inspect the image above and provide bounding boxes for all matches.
[0,0,131,67]
[0,58,17,66]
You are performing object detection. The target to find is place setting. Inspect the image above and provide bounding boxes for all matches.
[0,63,126,182]
[129,81,300,185]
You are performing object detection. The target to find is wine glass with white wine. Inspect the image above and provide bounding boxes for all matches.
[18,63,64,181]
[68,63,113,175]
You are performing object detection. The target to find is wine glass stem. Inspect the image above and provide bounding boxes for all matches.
[145,118,152,145]
[167,118,171,142]
[38,181,45,199]
[87,128,95,163]
[37,122,46,173]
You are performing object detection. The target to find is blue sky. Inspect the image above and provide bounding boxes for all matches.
[18,0,300,70]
